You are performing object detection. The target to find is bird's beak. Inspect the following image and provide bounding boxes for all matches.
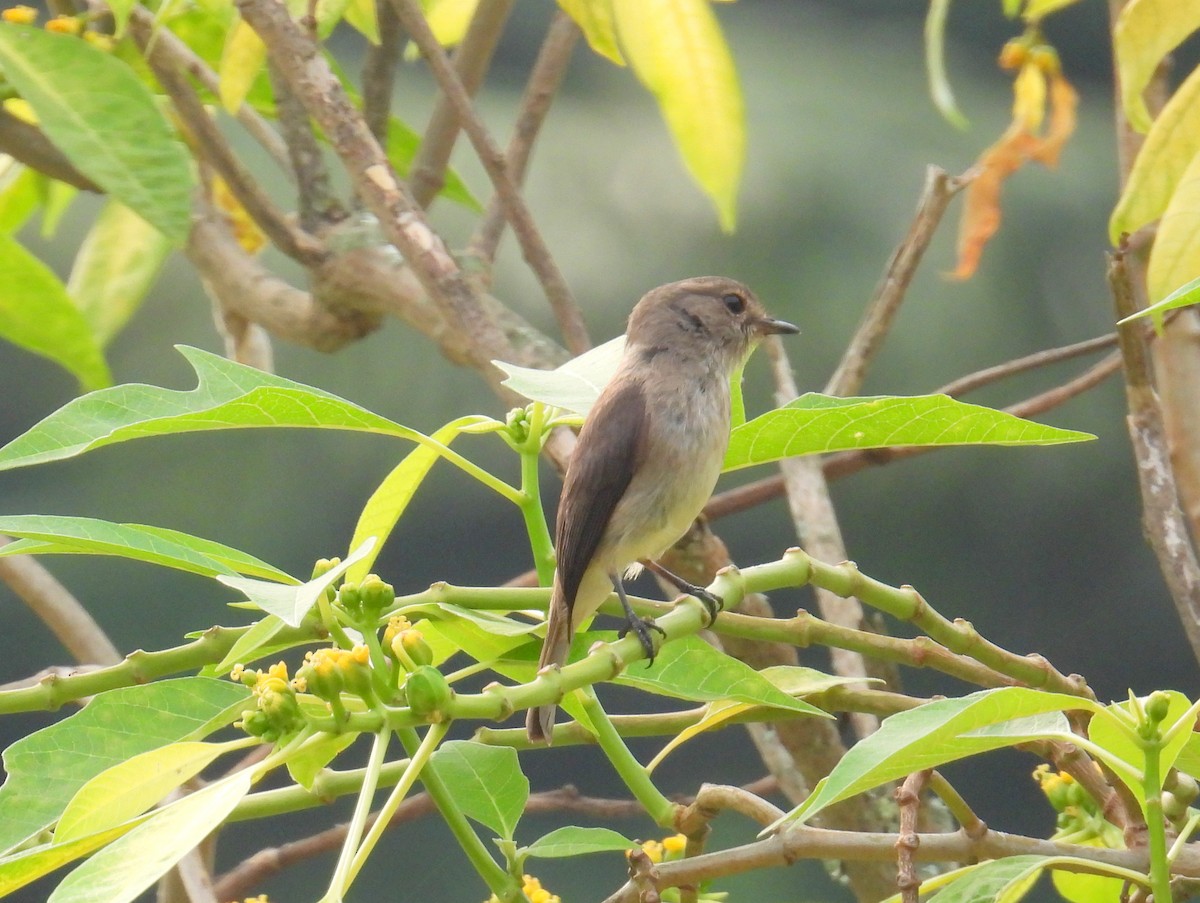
[753,316,800,336]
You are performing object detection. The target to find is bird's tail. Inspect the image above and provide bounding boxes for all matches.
[526,576,572,744]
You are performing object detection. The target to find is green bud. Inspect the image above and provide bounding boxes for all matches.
[338,581,362,615]
[1145,692,1172,725]
[400,629,433,667]
[359,574,395,615]
[405,665,454,719]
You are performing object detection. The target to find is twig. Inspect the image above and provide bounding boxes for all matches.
[409,0,515,207]
[361,0,403,146]
[390,0,591,356]
[895,770,932,903]
[467,11,581,274]
[1108,248,1200,662]
[128,14,326,265]
[704,335,1122,521]
[0,536,121,665]
[210,297,276,370]
[826,166,974,396]
[235,0,521,377]
[601,823,1187,902]
[268,61,346,231]
[0,108,99,190]
[768,337,880,738]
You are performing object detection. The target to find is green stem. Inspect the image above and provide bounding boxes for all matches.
[348,721,449,884]
[579,687,674,826]
[1142,734,1173,903]
[517,403,556,586]
[401,427,522,505]
[396,726,511,895]
[229,755,413,821]
[324,729,391,901]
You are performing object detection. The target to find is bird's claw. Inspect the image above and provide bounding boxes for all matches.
[685,586,724,627]
[619,617,666,665]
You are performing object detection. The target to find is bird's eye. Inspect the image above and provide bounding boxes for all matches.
[722,292,746,314]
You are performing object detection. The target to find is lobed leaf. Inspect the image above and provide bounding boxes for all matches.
[0,345,437,473]
[724,393,1094,471]
[495,336,624,416]
[0,515,295,582]
[0,234,111,391]
[775,687,1094,827]
[429,740,528,841]
[0,678,247,854]
[612,0,743,230]
[0,25,194,243]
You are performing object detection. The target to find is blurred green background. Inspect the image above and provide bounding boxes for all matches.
[3,0,1196,899]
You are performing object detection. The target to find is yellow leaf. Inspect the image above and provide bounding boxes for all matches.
[211,175,267,254]
[343,0,380,43]
[646,698,752,774]
[613,0,744,231]
[1111,64,1200,242]
[424,0,479,47]
[218,17,266,114]
[1147,148,1200,303]
[1022,0,1083,20]
[556,0,624,64]
[1113,0,1200,133]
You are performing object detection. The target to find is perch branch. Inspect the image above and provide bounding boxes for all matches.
[0,108,99,190]
[361,0,402,146]
[895,770,932,903]
[268,60,346,230]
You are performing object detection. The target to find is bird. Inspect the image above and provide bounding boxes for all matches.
[526,276,799,743]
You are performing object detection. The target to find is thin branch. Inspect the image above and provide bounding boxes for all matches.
[466,11,581,274]
[937,332,1118,398]
[767,336,880,740]
[0,537,121,665]
[602,824,1189,902]
[705,335,1122,521]
[268,60,346,231]
[391,0,591,355]
[0,108,99,190]
[128,15,326,265]
[235,0,521,377]
[826,165,974,396]
[362,0,403,145]
[409,0,515,207]
[1108,248,1200,662]
[895,770,932,903]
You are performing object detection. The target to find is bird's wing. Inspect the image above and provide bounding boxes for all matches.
[554,379,648,607]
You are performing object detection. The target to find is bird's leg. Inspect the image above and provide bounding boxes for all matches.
[612,572,665,664]
[639,559,724,627]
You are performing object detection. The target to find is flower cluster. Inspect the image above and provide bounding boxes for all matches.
[486,875,560,903]
[231,662,305,742]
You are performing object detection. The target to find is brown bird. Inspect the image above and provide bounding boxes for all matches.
[526,276,798,743]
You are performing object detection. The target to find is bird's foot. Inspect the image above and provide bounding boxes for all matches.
[619,617,667,664]
[682,585,724,627]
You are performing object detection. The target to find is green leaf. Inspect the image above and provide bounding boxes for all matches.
[38,175,77,238]
[1113,0,1200,133]
[1146,149,1200,305]
[0,233,111,391]
[1022,0,1085,19]
[523,826,638,858]
[0,515,295,582]
[286,732,356,790]
[724,394,1094,471]
[0,678,247,854]
[217,536,375,626]
[347,415,493,583]
[210,614,290,675]
[429,740,528,841]
[612,0,743,230]
[924,856,1048,903]
[495,336,624,415]
[777,687,1094,827]
[0,25,194,243]
[384,114,479,210]
[0,345,448,473]
[1088,692,1197,807]
[556,0,624,65]
[924,0,969,129]
[1110,64,1200,242]
[67,201,171,347]
[47,771,252,903]
[56,740,248,843]
[613,635,829,717]
[0,823,141,898]
[1125,277,1200,332]
[0,159,40,234]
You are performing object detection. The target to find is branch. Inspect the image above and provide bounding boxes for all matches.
[1108,248,1200,661]
[236,0,522,378]
[0,536,120,665]
[390,0,591,355]
[409,0,514,206]
[466,11,581,273]
[128,14,326,265]
[0,107,99,190]
[361,0,402,145]
[826,166,973,396]
[602,824,1190,902]
[895,770,932,903]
